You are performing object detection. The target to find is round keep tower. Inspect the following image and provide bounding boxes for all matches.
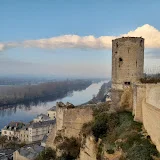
[112,37,144,90]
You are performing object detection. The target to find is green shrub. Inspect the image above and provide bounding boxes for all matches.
[107,113,119,132]
[140,138,159,157]
[120,133,142,152]
[92,113,108,140]
[81,121,93,137]
[35,147,56,160]
[58,137,80,160]
[54,134,63,143]
[107,149,115,154]
[96,141,103,160]
[81,108,160,159]
[126,145,154,160]
[93,103,109,117]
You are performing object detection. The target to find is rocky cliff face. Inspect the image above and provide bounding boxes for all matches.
[79,136,97,160]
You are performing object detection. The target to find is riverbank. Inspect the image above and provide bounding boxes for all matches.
[0,81,105,129]
[83,81,111,105]
[0,79,92,107]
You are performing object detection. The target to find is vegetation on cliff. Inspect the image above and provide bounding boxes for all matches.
[35,147,56,160]
[57,137,81,160]
[36,137,80,160]
[81,103,160,160]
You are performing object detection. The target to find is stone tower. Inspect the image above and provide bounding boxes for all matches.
[111,37,144,107]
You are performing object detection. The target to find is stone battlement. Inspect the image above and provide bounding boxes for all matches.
[112,36,144,42]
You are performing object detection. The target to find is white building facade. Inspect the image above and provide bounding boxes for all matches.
[28,120,55,142]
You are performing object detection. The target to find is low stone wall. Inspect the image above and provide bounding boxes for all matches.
[142,99,160,152]
[63,107,93,138]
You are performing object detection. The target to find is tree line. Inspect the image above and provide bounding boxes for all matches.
[0,79,92,106]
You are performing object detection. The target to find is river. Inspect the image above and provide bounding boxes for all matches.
[0,81,106,129]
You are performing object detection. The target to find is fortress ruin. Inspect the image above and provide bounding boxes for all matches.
[111,37,144,108]
[111,37,160,152]
[46,37,160,157]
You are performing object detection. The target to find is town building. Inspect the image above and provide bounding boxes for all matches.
[19,124,30,142]
[47,106,56,119]
[28,119,56,142]
[1,122,24,140]
[0,148,15,160]
[33,113,51,123]
[13,144,44,160]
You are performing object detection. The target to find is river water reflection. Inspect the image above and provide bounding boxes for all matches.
[0,81,106,129]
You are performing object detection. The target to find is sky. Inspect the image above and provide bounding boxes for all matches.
[0,0,160,78]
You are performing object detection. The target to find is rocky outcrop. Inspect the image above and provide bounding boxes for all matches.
[79,136,97,160]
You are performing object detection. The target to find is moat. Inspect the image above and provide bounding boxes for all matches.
[0,81,106,129]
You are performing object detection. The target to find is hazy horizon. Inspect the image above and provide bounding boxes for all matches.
[0,1,160,78]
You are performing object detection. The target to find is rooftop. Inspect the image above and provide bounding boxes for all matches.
[3,121,24,130]
[19,144,44,159]
[29,119,56,129]
[48,106,56,111]
[36,114,50,120]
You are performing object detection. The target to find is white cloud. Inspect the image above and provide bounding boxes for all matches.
[22,35,115,50]
[123,24,160,48]
[0,24,160,51]
[0,44,5,51]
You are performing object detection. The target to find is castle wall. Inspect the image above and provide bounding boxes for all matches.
[133,84,146,122]
[63,107,93,138]
[133,83,160,152]
[56,106,67,131]
[111,89,123,109]
[142,99,160,152]
[46,103,93,149]
[146,84,160,108]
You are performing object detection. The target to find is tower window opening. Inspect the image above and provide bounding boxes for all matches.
[119,58,123,62]
[136,61,137,67]
[116,42,118,48]
[124,82,130,85]
[119,57,123,67]
[140,40,143,47]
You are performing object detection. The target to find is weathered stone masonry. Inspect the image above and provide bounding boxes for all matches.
[111,37,160,152]
[46,102,93,149]
[112,37,144,108]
